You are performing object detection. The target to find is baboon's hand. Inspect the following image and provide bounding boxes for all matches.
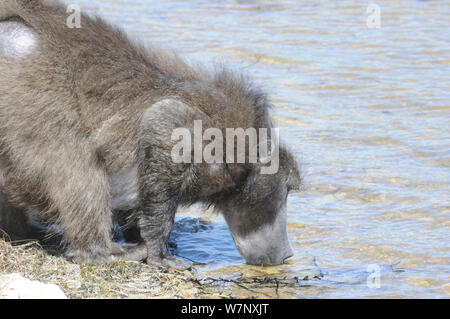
[110,242,148,262]
[146,255,192,271]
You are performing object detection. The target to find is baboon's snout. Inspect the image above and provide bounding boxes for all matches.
[227,205,294,266]
[235,231,294,266]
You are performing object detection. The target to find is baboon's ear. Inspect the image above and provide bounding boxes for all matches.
[277,145,302,191]
[287,168,301,191]
[285,156,302,191]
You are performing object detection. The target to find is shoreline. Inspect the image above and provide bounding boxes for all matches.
[0,239,310,299]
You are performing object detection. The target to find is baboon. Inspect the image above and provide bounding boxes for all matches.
[0,0,301,269]
[0,190,31,241]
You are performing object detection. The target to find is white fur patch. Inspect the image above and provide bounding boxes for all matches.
[0,20,37,58]
[109,166,139,211]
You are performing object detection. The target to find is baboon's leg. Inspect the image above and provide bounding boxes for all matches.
[107,243,147,262]
[110,242,148,262]
[23,142,146,263]
[49,161,147,263]
[0,191,32,241]
[43,151,113,263]
[137,99,196,270]
[138,197,190,269]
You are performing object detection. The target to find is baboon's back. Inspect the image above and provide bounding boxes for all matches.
[0,0,272,176]
[0,0,176,176]
[1,0,164,127]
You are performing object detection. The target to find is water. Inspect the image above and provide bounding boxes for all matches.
[68,0,449,298]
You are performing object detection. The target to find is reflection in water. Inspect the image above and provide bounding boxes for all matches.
[68,0,449,298]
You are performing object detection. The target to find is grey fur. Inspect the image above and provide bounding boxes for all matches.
[0,191,30,241]
[0,0,301,269]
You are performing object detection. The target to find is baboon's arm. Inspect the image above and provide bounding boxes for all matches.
[136,99,202,270]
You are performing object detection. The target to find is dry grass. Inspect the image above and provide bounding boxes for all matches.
[0,239,201,298]
[0,238,311,299]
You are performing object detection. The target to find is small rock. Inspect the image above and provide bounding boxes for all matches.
[0,273,67,299]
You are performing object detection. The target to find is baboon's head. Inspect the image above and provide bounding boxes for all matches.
[217,147,301,266]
